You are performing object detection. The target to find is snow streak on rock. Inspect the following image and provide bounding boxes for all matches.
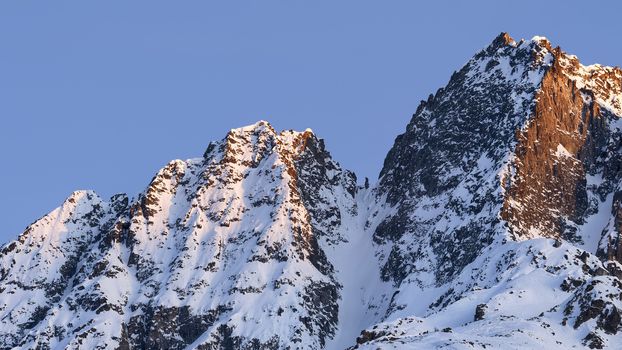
[360,33,622,349]
[0,122,362,349]
[1,33,622,349]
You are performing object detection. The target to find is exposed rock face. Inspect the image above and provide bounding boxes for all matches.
[360,33,622,349]
[474,304,487,321]
[0,190,128,348]
[607,192,622,262]
[375,32,552,285]
[502,53,593,239]
[0,122,361,349]
[2,33,622,349]
[501,43,619,245]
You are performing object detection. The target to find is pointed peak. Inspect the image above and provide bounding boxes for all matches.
[479,32,519,57]
[57,190,105,222]
[64,190,100,205]
[234,120,275,134]
[226,120,278,144]
[530,35,550,44]
[492,32,515,47]
[203,121,278,159]
[485,33,555,54]
[528,35,553,51]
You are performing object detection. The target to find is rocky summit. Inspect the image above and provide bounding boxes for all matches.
[1,33,622,349]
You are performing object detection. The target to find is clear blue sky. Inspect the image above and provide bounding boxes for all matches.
[1,1,621,242]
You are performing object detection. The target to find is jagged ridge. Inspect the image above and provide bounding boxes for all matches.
[1,33,622,350]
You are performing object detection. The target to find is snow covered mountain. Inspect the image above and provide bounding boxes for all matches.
[359,33,622,349]
[1,33,621,349]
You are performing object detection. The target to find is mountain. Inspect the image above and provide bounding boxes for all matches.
[1,33,621,349]
[359,33,622,349]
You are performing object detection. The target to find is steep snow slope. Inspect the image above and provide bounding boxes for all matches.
[355,33,622,349]
[0,191,128,347]
[0,122,371,349]
[1,33,622,350]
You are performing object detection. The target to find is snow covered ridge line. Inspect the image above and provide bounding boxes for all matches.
[365,32,622,349]
[1,32,622,349]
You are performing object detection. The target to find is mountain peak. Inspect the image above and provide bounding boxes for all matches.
[3,34,622,350]
[234,119,274,133]
[226,120,277,141]
[63,189,99,205]
[529,34,549,43]
[491,31,516,47]
[58,190,105,223]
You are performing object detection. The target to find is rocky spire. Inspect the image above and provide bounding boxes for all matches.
[1,32,622,350]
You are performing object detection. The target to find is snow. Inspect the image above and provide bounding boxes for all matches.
[530,35,549,43]
[356,238,621,349]
[558,53,622,117]
[2,33,622,349]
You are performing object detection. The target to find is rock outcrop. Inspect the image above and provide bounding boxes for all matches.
[1,33,622,349]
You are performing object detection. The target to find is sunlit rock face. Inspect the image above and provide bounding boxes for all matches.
[364,33,622,349]
[0,121,362,350]
[1,33,622,350]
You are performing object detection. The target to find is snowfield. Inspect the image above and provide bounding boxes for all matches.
[1,33,622,349]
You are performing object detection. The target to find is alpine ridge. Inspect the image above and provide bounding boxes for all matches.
[1,33,622,349]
